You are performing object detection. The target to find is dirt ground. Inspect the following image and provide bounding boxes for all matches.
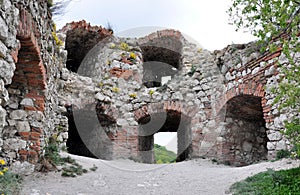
[21,153,300,195]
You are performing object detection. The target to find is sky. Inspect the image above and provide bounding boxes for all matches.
[53,0,256,150]
[54,0,256,51]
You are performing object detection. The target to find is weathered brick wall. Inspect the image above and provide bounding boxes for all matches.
[213,42,298,164]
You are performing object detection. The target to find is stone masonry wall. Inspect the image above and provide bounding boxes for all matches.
[0,0,67,172]
[60,23,299,166]
[0,2,298,169]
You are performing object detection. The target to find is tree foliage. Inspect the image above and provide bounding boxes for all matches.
[154,144,176,164]
[228,0,300,157]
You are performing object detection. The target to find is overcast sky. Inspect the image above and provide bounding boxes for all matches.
[54,0,256,51]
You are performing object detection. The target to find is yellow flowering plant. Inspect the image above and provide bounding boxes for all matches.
[0,159,7,176]
[129,52,136,59]
[0,158,23,194]
[119,42,130,51]
[111,87,120,93]
[129,93,137,99]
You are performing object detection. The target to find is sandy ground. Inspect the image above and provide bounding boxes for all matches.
[21,153,300,195]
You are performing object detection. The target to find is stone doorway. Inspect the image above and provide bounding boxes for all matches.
[138,110,192,163]
[220,95,268,166]
[66,102,116,160]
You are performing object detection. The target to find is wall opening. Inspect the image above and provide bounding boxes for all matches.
[141,42,182,88]
[138,110,191,163]
[66,102,116,159]
[63,21,112,73]
[154,132,177,163]
[220,95,268,166]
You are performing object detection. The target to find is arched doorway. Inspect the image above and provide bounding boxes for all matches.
[219,94,268,166]
[137,110,192,163]
[140,31,182,88]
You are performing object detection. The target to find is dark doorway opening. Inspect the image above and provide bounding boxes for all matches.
[141,45,181,88]
[65,102,116,159]
[220,95,268,166]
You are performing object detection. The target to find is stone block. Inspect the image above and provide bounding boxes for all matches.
[0,17,8,41]
[267,142,275,150]
[16,121,30,132]
[242,141,253,152]
[20,98,34,107]
[0,106,6,129]
[0,59,14,84]
[267,131,282,141]
[0,41,7,58]
[10,110,27,120]
[3,138,27,151]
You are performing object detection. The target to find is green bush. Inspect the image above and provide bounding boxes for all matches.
[230,167,300,195]
[154,144,176,164]
[276,149,291,160]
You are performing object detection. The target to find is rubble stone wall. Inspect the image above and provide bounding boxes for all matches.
[0,1,298,169]
[0,0,67,171]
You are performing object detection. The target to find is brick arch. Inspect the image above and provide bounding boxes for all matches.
[138,29,183,68]
[214,81,273,165]
[216,81,272,122]
[134,101,195,163]
[7,6,46,163]
[138,30,184,88]
[138,29,183,49]
[12,6,46,111]
[134,101,196,123]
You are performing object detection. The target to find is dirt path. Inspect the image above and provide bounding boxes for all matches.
[21,153,300,195]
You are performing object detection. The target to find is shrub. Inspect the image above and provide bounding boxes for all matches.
[276,149,291,160]
[0,159,22,195]
[52,24,63,47]
[230,167,300,195]
[129,52,136,59]
[149,89,155,98]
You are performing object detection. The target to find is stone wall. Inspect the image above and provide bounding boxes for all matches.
[0,0,67,171]
[60,24,299,166]
[0,1,298,169]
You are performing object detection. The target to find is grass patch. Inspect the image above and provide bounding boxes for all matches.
[230,167,300,195]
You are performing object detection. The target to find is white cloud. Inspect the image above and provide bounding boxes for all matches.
[54,0,256,50]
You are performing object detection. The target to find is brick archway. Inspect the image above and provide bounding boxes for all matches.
[7,6,46,163]
[134,101,196,123]
[216,81,272,122]
[216,82,271,166]
[134,101,194,163]
[138,30,183,88]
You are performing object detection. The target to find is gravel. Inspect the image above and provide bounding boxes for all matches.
[21,153,300,195]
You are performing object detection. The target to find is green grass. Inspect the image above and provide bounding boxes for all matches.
[0,171,23,195]
[154,144,177,164]
[230,166,300,195]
